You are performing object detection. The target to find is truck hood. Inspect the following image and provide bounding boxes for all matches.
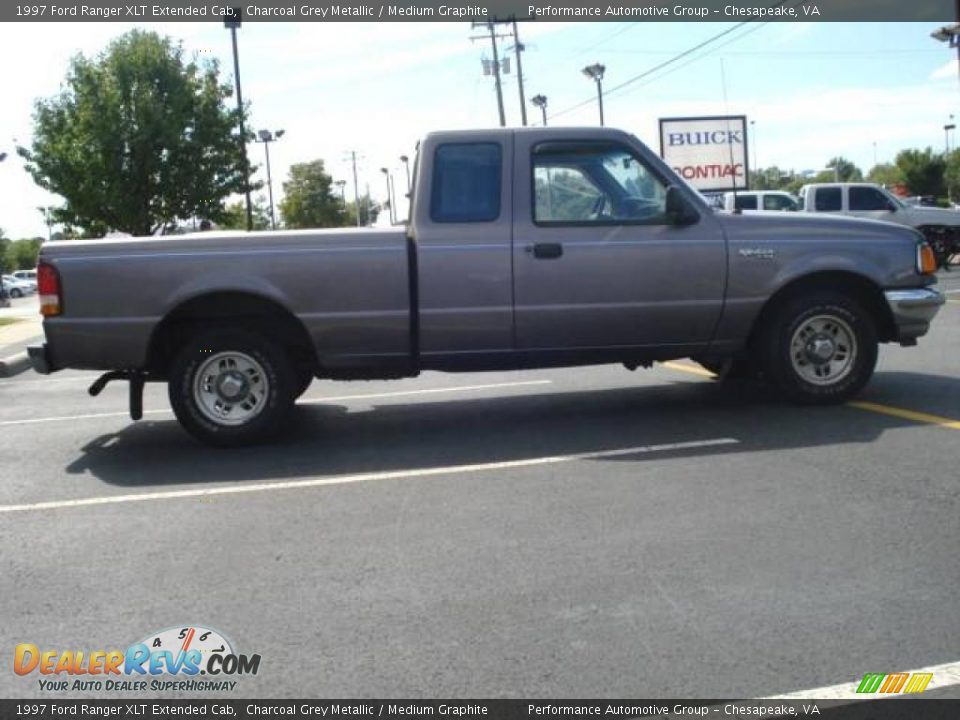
[38,227,408,258]
[714,210,922,245]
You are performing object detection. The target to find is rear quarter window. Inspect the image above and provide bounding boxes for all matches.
[430,143,502,223]
[814,187,842,212]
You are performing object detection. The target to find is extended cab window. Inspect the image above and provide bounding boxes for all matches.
[533,142,667,224]
[430,143,501,223]
[763,194,798,211]
[735,195,758,210]
[849,186,891,211]
[814,187,842,211]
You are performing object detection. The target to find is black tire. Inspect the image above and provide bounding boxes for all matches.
[760,292,877,405]
[293,367,314,400]
[10,288,22,298]
[168,328,297,447]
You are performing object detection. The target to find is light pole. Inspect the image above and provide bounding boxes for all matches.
[531,94,548,126]
[945,120,956,154]
[582,63,606,126]
[931,17,960,85]
[380,168,394,225]
[873,141,878,167]
[255,129,284,230]
[224,8,253,231]
[335,180,346,208]
[749,120,757,179]
[399,155,411,194]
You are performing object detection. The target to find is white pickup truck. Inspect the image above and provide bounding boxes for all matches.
[798,183,959,268]
[720,191,800,213]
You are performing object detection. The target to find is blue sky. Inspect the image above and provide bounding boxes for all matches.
[1,20,957,237]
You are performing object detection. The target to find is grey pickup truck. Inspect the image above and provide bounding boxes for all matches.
[31,127,945,446]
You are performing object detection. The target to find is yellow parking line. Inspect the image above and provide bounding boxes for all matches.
[848,401,960,430]
[659,362,960,431]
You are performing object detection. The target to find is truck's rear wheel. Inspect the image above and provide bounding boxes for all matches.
[168,329,296,446]
[761,292,877,405]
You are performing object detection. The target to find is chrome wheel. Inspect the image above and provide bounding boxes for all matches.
[789,314,857,386]
[192,351,271,426]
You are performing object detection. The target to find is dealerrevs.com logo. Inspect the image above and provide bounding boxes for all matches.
[14,626,261,693]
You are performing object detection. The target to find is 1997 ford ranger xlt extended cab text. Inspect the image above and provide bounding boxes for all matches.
[30,127,945,446]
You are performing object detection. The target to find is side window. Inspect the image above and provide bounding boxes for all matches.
[533,142,667,224]
[735,195,758,210]
[849,187,890,211]
[430,143,501,223]
[814,187,842,212]
[763,194,798,211]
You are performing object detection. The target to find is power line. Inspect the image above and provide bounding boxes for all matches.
[548,0,803,122]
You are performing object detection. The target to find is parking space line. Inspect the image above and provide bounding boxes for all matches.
[848,401,960,430]
[0,380,552,428]
[764,658,960,700]
[659,361,960,431]
[0,437,739,514]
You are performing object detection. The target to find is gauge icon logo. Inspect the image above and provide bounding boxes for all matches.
[128,625,237,676]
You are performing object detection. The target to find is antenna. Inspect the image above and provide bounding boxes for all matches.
[720,58,741,214]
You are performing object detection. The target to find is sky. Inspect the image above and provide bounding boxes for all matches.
[1,19,958,238]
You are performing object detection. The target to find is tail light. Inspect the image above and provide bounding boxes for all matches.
[37,261,62,317]
[917,242,937,275]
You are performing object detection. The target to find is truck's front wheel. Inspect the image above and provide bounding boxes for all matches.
[761,292,877,405]
[168,329,297,447]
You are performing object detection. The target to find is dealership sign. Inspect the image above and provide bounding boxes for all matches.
[659,115,749,192]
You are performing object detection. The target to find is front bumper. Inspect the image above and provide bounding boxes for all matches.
[883,288,945,345]
[28,344,55,375]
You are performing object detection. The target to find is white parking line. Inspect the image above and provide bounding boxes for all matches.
[0,437,738,514]
[0,380,553,427]
[764,659,960,700]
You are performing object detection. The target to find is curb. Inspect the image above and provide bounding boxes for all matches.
[0,351,31,378]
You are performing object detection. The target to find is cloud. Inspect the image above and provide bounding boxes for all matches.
[930,59,957,80]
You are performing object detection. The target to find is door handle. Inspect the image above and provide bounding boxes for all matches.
[528,242,564,259]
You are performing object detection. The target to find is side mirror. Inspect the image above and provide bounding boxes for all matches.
[665,186,699,225]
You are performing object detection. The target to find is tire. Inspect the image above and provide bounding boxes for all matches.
[168,328,297,447]
[293,367,314,400]
[10,289,22,298]
[761,292,877,405]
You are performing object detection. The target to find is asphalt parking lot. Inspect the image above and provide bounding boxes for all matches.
[0,274,958,700]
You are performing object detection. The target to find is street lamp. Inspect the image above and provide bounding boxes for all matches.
[224,8,253,231]
[945,120,956,154]
[399,155,411,194]
[255,129,284,230]
[530,94,548,126]
[581,63,606,126]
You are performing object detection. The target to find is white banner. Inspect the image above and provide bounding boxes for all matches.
[658,116,749,192]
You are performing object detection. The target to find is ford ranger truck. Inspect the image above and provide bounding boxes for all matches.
[30,128,945,446]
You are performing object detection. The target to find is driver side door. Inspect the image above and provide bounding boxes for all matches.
[512,135,727,352]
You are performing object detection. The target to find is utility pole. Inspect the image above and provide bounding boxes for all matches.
[473,21,507,127]
[224,9,253,231]
[512,18,527,126]
[348,151,361,227]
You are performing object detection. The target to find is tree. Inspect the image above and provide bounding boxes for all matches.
[944,149,960,201]
[750,166,794,190]
[895,148,946,198]
[343,195,380,227]
[18,30,252,237]
[279,160,347,229]
[4,238,43,271]
[824,157,863,183]
[220,196,271,231]
[867,163,903,188]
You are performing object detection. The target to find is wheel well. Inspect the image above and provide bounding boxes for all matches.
[747,271,895,347]
[147,292,317,377]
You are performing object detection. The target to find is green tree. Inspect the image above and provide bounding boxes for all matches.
[4,238,43,271]
[279,160,346,229]
[943,149,960,201]
[866,162,904,188]
[0,229,9,273]
[219,196,271,231]
[823,157,863,183]
[895,148,946,198]
[18,30,252,237]
[343,195,379,227]
[751,166,794,190]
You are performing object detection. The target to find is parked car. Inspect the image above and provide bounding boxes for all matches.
[12,269,37,284]
[797,182,960,267]
[720,190,800,212]
[1,275,37,298]
[30,127,944,446]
